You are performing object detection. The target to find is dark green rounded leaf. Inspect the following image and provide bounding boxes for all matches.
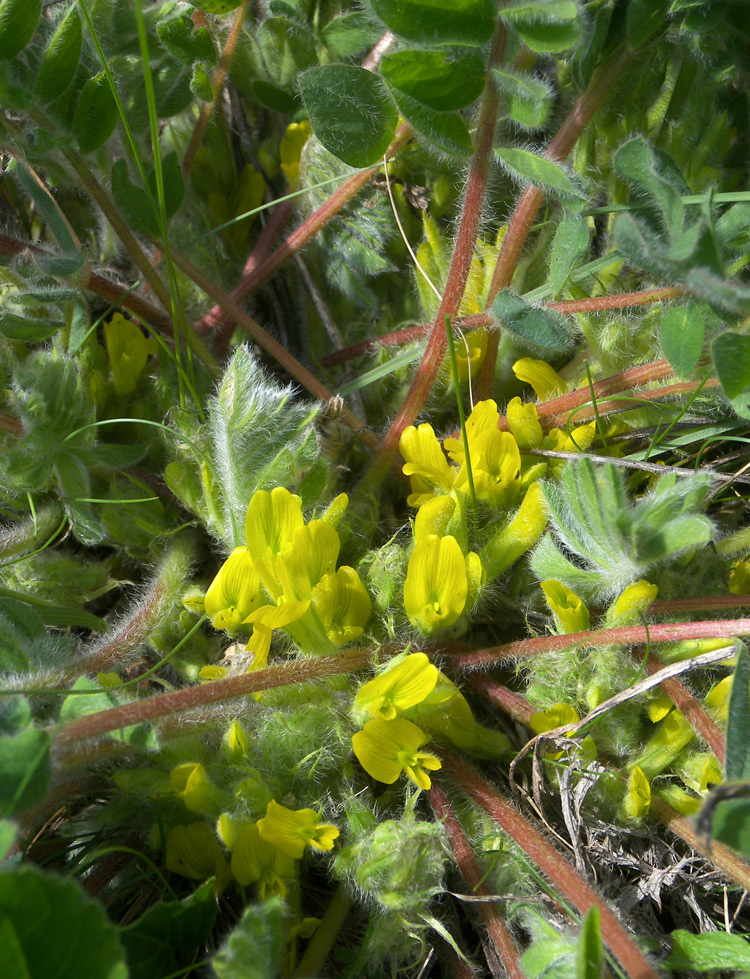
[370,0,495,47]
[665,928,750,972]
[0,0,41,61]
[73,72,119,154]
[321,12,380,57]
[0,866,127,979]
[258,17,317,90]
[659,305,704,378]
[190,63,214,102]
[253,79,300,113]
[299,65,398,168]
[492,68,553,129]
[36,7,82,103]
[501,0,582,52]
[492,289,574,348]
[381,50,484,111]
[392,92,472,157]
[627,0,669,48]
[494,146,587,205]
[0,311,63,342]
[187,0,242,12]
[713,331,750,418]
[157,15,217,67]
[0,727,50,816]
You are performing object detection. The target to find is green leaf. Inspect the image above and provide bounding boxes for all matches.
[0,819,15,860]
[492,289,575,348]
[111,153,185,237]
[258,17,317,90]
[665,930,750,972]
[659,305,704,378]
[713,331,750,418]
[0,311,63,342]
[627,0,669,48]
[121,881,218,979]
[492,68,553,129]
[35,254,84,278]
[190,63,214,101]
[494,146,587,205]
[548,213,589,294]
[36,6,82,103]
[187,0,242,12]
[502,0,582,52]
[381,51,484,111]
[212,898,286,979]
[16,162,77,255]
[73,72,119,154]
[321,12,380,57]
[0,866,127,979]
[59,678,156,748]
[0,727,50,817]
[157,15,217,66]
[614,138,684,237]
[298,65,398,168]
[725,648,750,780]
[391,92,472,157]
[370,0,496,47]
[576,907,602,979]
[571,0,613,88]
[0,0,41,61]
[711,798,750,857]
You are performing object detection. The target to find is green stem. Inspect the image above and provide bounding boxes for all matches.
[293,884,353,977]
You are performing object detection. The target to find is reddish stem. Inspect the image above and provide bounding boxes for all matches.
[439,751,660,979]
[651,595,750,614]
[0,413,23,436]
[182,1,249,179]
[464,675,535,726]
[53,648,371,745]
[477,47,630,401]
[443,618,750,671]
[546,286,684,314]
[430,783,525,979]
[632,646,725,762]
[365,27,507,488]
[193,197,294,339]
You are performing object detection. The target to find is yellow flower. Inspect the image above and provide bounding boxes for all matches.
[280,120,311,190]
[529,702,580,735]
[414,495,456,541]
[400,423,455,505]
[257,799,339,859]
[633,709,694,779]
[165,822,228,881]
[103,312,157,396]
[355,652,438,721]
[404,534,468,636]
[512,358,566,401]
[352,716,442,790]
[223,719,250,763]
[622,766,651,819]
[284,520,340,598]
[540,580,590,634]
[480,481,548,579]
[453,328,488,381]
[609,580,659,625]
[204,546,262,632]
[459,429,522,509]
[729,556,750,594]
[170,762,225,815]
[506,397,544,449]
[231,822,296,899]
[244,487,304,560]
[705,675,733,724]
[545,422,596,453]
[312,566,372,645]
[443,399,499,466]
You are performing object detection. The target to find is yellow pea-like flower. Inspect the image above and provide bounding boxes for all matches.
[609,580,659,625]
[257,799,339,859]
[103,312,157,397]
[506,396,543,449]
[400,423,455,505]
[280,120,311,190]
[404,534,467,636]
[204,546,262,632]
[480,481,548,579]
[165,822,228,881]
[244,487,304,560]
[352,716,441,790]
[414,495,456,542]
[355,652,438,721]
[540,580,590,634]
[231,822,296,899]
[170,763,225,815]
[622,766,651,819]
[312,566,371,645]
[460,429,522,509]
[444,399,500,466]
[512,358,566,401]
[284,519,340,598]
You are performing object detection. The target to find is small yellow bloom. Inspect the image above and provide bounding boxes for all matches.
[170,762,225,814]
[443,399,499,466]
[480,481,548,579]
[453,328,488,381]
[165,822,228,881]
[312,566,371,645]
[404,534,467,636]
[529,702,580,735]
[352,716,442,790]
[609,580,659,625]
[414,495,456,541]
[355,652,438,721]
[103,312,157,396]
[400,423,455,505]
[280,120,311,190]
[231,822,296,899]
[540,580,590,634]
[223,719,250,763]
[458,429,522,509]
[546,422,596,453]
[513,358,566,401]
[729,556,750,594]
[204,546,262,632]
[285,520,340,598]
[633,709,694,779]
[244,487,304,560]
[622,766,651,819]
[506,397,543,449]
[705,675,733,723]
[257,799,340,859]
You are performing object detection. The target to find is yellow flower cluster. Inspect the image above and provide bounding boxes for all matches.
[203,488,371,665]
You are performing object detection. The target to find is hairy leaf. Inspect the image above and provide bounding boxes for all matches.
[494,146,587,205]
[492,68,553,129]
[158,15,217,66]
[492,290,575,348]
[382,50,484,111]
[391,92,472,157]
[0,727,50,817]
[713,331,750,418]
[370,0,495,46]
[36,6,82,103]
[211,898,286,979]
[73,72,119,154]
[665,930,750,972]
[501,0,582,52]
[659,305,704,377]
[0,0,41,61]
[548,213,589,294]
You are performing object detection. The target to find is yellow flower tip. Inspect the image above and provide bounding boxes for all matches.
[257,799,339,859]
[244,487,304,560]
[280,120,312,189]
[623,765,651,819]
[413,495,456,542]
[204,546,261,632]
[540,580,590,634]
[400,423,455,499]
[200,665,229,681]
[231,822,296,899]
[355,652,438,721]
[103,312,157,396]
[704,675,732,723]
[611,579,659,623]
[512,358,567,401]
[506,396,543,450]
[453,328,488,381]
[729,556,750,594]
[404,534,467,636]
[529,703,580,736]
[313,566,371,645]
[165,822,227,881]
[443,399,500,465]
[352,716,441,790]
[285,519,341,598]
[461,429,522,509]
[223,719,250,763]
[170,763,224,814]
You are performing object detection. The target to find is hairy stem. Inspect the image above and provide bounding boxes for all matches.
[181,0,249,179]
[439,751,660,979]
[477,47,630,400]
[430,783,525,979]
[294,884,353,977]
